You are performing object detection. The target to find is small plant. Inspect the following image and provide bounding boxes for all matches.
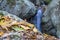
[44,0,52,4]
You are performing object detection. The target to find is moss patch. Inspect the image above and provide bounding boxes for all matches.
[44,0,52,4]
[7,0,16,8]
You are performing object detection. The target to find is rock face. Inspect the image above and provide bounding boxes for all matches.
[0,0,36,19]
[42,0,60,38]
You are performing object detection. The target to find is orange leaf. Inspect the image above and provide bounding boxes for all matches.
[0,32,4,36]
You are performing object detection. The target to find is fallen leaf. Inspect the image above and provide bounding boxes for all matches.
[0,31,4,36]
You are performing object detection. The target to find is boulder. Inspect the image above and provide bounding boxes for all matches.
[0,0,36,19]
[42,0,60,38]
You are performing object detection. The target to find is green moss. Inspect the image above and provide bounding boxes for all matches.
[44,0,52,4]
[7,0,12,3]
[7,0,12,4]
[7,0,16,5]
[0,12,4,16]
[7,0,16,8]
[0,12,4,21]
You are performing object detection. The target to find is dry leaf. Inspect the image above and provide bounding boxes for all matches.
[0,31,4,36]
